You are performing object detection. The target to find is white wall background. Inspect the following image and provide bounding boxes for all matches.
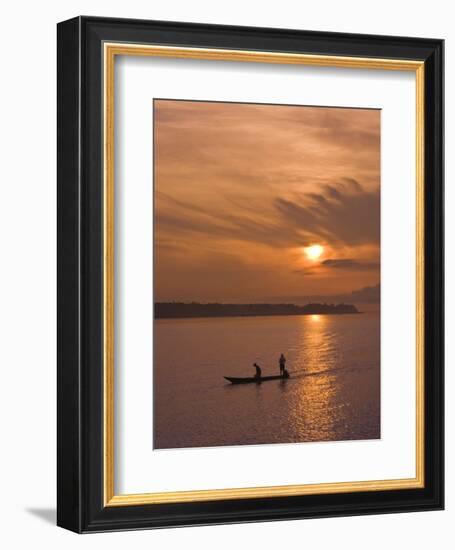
[0,0,450,547]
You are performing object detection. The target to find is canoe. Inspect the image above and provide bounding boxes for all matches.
[224,374,289,384]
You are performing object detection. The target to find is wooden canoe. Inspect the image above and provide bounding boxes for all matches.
[224,374,289,384]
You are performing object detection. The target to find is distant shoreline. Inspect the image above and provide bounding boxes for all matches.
[155,302,360,319]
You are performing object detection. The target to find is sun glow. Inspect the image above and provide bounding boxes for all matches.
[305,244,324,260]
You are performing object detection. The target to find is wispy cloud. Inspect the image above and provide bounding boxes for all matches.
[274,178,380,247]
[154,100,380,302]
[321,259,380,271]
[270,283,381,305]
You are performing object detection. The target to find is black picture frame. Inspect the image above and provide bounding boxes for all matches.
[57,16,444,533]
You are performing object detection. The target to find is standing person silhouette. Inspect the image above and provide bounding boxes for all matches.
[253,363,262,380]
[279,353,286,377]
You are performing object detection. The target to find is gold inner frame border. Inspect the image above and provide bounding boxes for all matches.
[103,42,425,506]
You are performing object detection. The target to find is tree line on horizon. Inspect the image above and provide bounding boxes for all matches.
[155,302,359,319]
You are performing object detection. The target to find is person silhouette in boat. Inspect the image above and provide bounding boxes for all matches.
[253,363,262,380]
[279,353,287,377]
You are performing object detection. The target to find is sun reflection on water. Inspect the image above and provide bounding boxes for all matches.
[285,314,342,442]
[155,313,380,448]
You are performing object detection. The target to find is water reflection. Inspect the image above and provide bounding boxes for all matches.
[283,315,340,441]
[154,313,380,449]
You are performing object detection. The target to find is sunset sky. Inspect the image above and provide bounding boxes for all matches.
[154,99,380,305]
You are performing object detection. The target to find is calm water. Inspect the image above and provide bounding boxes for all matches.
[154,313,380,449]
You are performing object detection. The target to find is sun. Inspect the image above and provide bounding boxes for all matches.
[305,244,324,260]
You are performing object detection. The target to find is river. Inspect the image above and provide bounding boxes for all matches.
[154,312,380,449]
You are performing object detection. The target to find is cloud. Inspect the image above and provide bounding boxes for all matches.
[156,191,302,249]
[292,269,316,276]
[270,283,381,304]
[348,283,380,303]
[154,100,380,301]
[156,178,380,253]
[321,259,380,271]
[274,179,380,246]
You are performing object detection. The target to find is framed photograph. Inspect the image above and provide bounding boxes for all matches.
[57,16,444,532]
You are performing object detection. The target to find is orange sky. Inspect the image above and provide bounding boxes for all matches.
[154,99,380,304]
